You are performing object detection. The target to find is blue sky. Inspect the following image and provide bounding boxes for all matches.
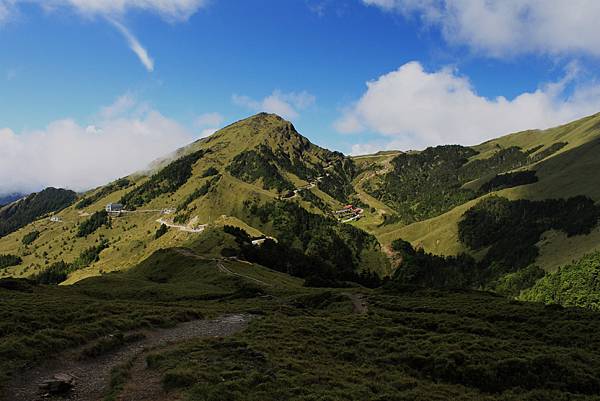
[2,0,600,194]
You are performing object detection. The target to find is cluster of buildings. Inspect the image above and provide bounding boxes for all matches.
[334,205,364,222]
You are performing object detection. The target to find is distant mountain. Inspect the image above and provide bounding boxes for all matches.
[0,188,77,238]
[0,193,25,207]
[1,112,600,309]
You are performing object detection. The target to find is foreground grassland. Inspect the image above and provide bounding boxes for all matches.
[0,248,305,392]
[2,244,600,400]
[137,288,600,400]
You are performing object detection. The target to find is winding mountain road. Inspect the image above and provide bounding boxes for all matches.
[156,218,206,233]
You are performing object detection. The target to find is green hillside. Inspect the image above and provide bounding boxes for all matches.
[0,187,77,237]
[2,112,600,309]
[4,257,600,400]
[0,114,381,286]
[3,113,600,400]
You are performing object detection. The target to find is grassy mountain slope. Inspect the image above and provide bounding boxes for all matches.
[2,111,600,303]
[0,114,379,284]
[0,188,77,238]
[363,113,600,272]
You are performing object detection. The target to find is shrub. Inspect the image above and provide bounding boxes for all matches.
[77,210,110,237]
[202,167,219,177]
[22,230,40,245]
[478,171,538,194]
[155,224,168,239]
[0,254,22,268]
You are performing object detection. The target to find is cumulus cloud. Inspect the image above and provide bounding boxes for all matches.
[337,61,600,153]
[0,95,195,195]
[232,90,316,120]
[362,0,600,58]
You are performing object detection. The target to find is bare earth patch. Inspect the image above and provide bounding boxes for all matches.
[3,314,252,401]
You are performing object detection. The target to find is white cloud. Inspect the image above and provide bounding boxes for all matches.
[0,1,209,71]
[109,19,154,72]
[199,128,218,138]
[99,92,137,118]
[0,95,195,195]
[232,90,316,120]
[1,0,207,22]
[363,0,600,58]
[0,2,10,23]
[194,112,224,138]
[337,61,600,152]
[194,112,224,128]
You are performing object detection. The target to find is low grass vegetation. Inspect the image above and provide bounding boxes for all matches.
[0,247,300,392]
[142,288,600,401]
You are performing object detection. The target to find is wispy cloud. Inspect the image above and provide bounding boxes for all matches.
[109,19,154,72]
[0,1,209,71]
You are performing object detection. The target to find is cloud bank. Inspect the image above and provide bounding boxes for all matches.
[232,90,316,120]
[337,61,600,153]
[362,0,600,58]
[0,96,196,195]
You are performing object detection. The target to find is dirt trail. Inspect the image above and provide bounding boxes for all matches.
[216,262,271,287]
[344,293,369,315]
[173,248,272,287]
[3,315,251,401]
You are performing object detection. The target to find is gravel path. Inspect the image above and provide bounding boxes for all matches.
[344,293,369,314]
[3,314,252,401]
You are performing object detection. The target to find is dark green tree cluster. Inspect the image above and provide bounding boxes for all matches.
[367,144,564,223]
[0,187,77,237]
[317,162,356,203]
[0,254,22,269]
[201,167,219,177]
[522,251,600,310]
[367,145,478,222]
[155,224,168,239]
[459,146,530,182]
[34,240,109,284]
[459,196,600,272]
[478,171,538,194]
[120,150,208,208]
[33,261,71,284]
[298,188,328,212]
[390,239,481,288]
[529,141,568,162]
[21,230,40,245]
[75,178,131,209]
[224,224,382,288]
[72,240,109,269]
[227,146,294,192]
[233,201,382,286]
[177,175,221,211]
[77,210,110,237]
